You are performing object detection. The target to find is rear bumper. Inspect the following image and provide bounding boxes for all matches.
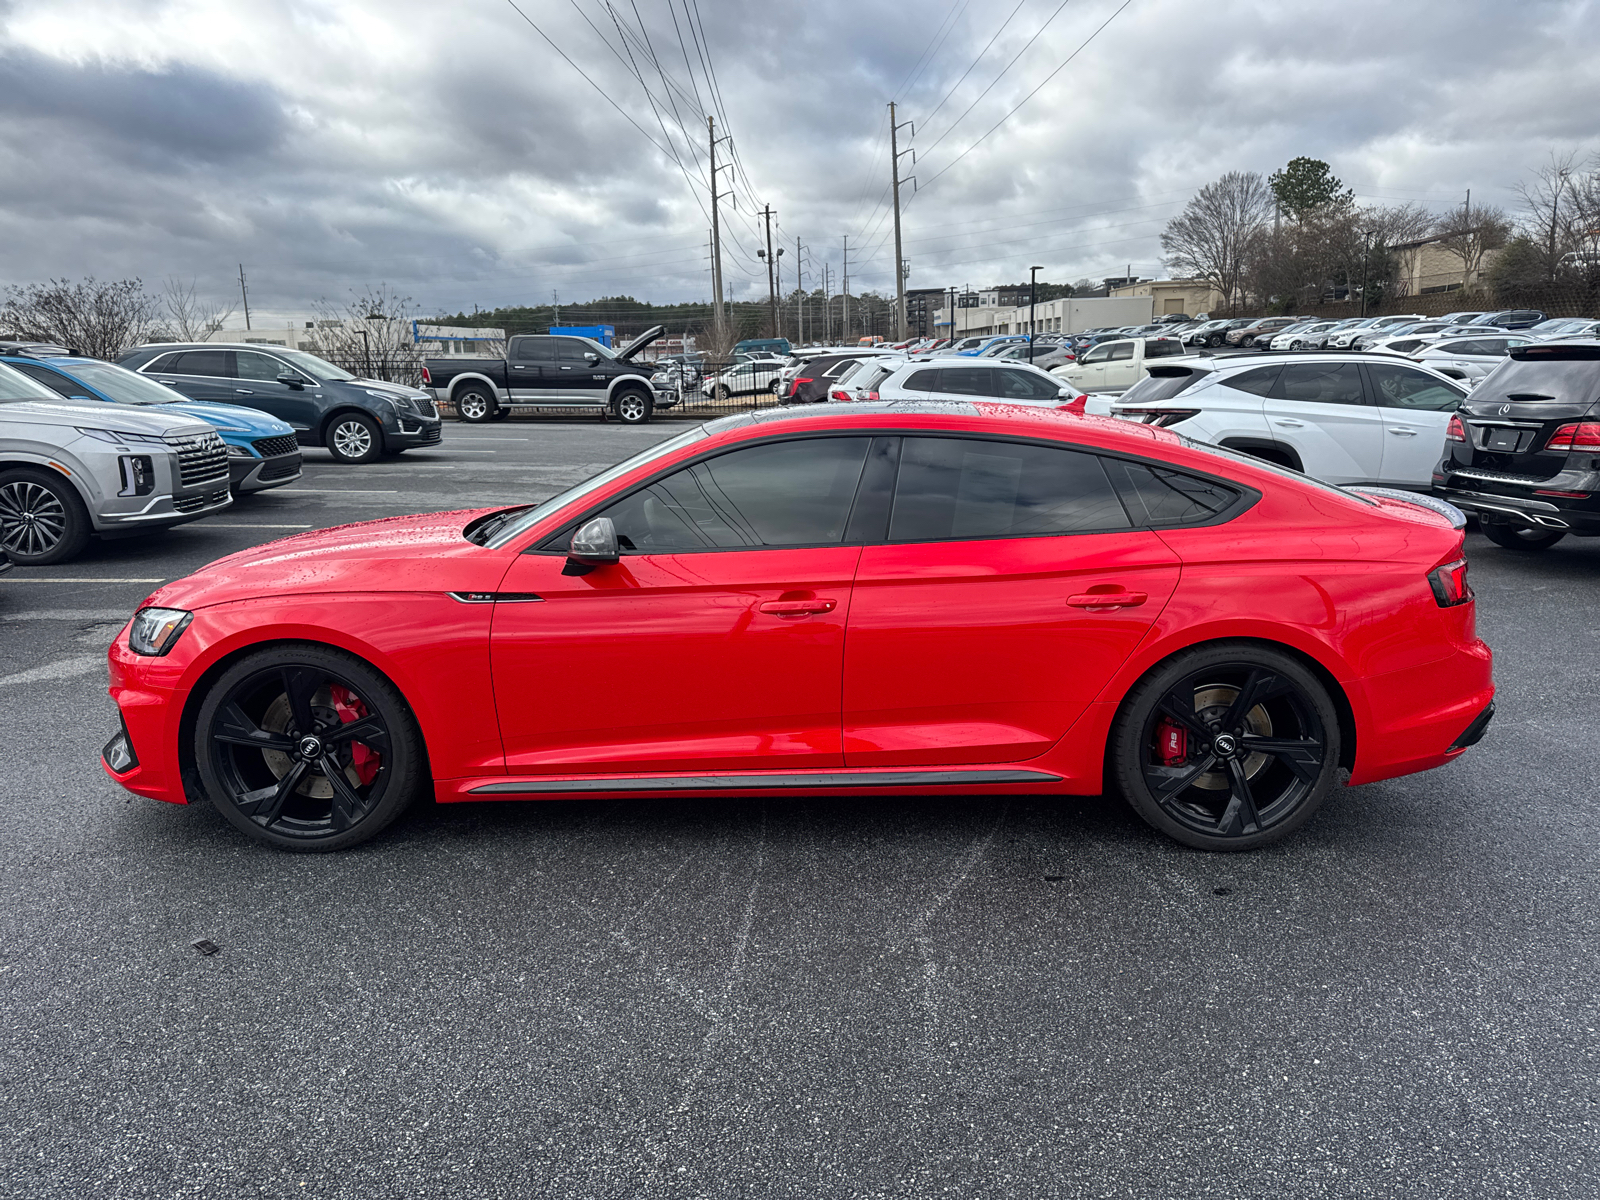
[1348,638,1495,786]
[1434,482,1600,535]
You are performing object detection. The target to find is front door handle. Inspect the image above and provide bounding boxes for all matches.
[234,389,254,395]
[1067,591,1148,610]
[1273,418,1305,428]
[758,598,838,616]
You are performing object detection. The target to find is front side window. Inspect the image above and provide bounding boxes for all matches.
[889,437,1129,542]
[33,361,184,405]
[995,368,1059,400]
[0,361,65,402]
[557,340,596,363]
[601,437,871,552]
[1275,362,1365,406]
[236,350,291,382]
[1081,346,1112,365]
[1365,363,1467,411]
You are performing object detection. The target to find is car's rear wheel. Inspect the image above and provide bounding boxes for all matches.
[488,405,512,422]
[0,467,91,565]
[195,645,425,851]
[1481,522,1566,551]
[455,386,496,424]
[1111,644,1341,851]
[326,413,383,464]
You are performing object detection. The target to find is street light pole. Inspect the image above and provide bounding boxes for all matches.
[1359,230,1375,318]
[1028,266,1042,364]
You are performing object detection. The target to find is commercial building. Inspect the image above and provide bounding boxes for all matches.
[1108,278,1223,316]
[936,295,1155,339]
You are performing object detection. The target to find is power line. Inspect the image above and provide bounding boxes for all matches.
[917,0,1029,139]
[917,0,1134,195]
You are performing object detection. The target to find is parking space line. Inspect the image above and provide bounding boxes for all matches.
[270,489,400,494]
[0,577,165,584]
[200,523,314,528]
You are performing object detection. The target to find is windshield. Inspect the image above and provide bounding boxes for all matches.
[50,360,185,406]
[273,348,357,382]
[0,361,67,402]
[483,424,711,548]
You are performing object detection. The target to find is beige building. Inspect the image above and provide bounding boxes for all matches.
[202,319,505,356]
[1389,237,1502,296]
[1108,278,1224,315]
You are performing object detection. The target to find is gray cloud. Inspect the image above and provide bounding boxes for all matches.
[0,0,1594,318]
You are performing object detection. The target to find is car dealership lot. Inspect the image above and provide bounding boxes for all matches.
[2,419,1598,1197]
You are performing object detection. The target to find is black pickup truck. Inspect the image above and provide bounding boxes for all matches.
[422,325,668,424]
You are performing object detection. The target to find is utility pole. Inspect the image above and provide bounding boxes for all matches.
[237,264,251,331]
[759,205,778,337]
[1028,266,1042,363]
[842,236,850,342]
[709,116,733,343]
[889,101,915,341]
[947,285,957,345]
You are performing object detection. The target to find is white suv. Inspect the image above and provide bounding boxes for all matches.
[1108,353,1468,488]
[830,356,1082,408]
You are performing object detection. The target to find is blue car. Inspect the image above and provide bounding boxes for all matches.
[957,335,1030,356]
[2,354,303,493]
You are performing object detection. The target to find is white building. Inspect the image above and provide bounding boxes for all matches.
[200,318,505,357]
[936,295,1155,339]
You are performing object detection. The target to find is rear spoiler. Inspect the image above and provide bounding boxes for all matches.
[1345,486,1466,529]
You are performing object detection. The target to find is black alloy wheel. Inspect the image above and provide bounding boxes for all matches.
[1480,522,1566,551]
[455,386,496,423]
[611,388,653,425]
[195,645,424,851]
[0,467,91,565]
[1112,644,1340,851]
[1207,334,1224,347]
[326,413,383,464]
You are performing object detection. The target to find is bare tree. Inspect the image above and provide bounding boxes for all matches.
[1161,172,1274,307]
[1514,150,1583,280]
[2,277,158,359]
[160,277,237,342]
[1432,203,1512,287]
[300,284,420,380]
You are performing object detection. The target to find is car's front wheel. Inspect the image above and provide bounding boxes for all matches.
[1481,522,1566,551]
[194,644,425,851]
[326,413,383,464]
[1111,643,1341,851]
[611,388,653,425]
[0,467,91,565]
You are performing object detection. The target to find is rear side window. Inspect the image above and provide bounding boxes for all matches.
[1276,363,1364,406]
[890,437,1129,541]
[1146,340,1184,358]
[902,368,941,391]
[1107,460,1240,525]
[601,437,871,551]
[1108,343,1135,361]
[510,336,557,362]
[938,367,991,396]
[168,350,232,378]
[1218,365,1281,396]
[822,358,860,378]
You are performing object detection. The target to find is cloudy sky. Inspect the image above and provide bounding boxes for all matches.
[1,0,1597,322]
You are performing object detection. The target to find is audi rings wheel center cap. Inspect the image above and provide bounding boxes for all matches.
[1212,733,1239,758]
[297,735,324,760]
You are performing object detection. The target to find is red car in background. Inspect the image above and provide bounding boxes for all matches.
[102,402,1494,853]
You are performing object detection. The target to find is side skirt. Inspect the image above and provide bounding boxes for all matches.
[463,768,1061,796]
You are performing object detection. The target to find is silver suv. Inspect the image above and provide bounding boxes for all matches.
[0,364,232,564]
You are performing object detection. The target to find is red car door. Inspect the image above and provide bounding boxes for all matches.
[491,435,874,775]
[843,435,1182,766]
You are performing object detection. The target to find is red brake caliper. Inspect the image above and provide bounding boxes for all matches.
[330,685,379,785]
[1156,718,1187,766]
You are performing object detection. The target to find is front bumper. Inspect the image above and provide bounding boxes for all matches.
[384,414,444,448]
[96,486,232,536]
[230,452,303,492]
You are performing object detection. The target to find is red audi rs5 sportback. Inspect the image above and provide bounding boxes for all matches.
[102,401,1494,853]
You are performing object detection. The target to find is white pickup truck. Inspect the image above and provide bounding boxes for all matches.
[1052,336,1188,396]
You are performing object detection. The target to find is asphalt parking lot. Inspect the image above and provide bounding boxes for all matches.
[2,414,1598,1199]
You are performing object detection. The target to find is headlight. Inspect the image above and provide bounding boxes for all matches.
[77,427,167,445]
[128,607,193,656]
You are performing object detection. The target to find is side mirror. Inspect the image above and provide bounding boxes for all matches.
[584,351,600,362]
[567,516,619,566]
[277,372,305,390]
[1057,386,1075,398]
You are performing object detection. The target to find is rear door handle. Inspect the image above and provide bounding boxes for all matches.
[1388,427,1417,436]
[1273,418,1305,428]
[758,598,838,616]
[234,389,254,395]
[1068,591,1147,609]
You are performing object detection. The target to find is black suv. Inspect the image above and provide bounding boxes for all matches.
[1434,340,1600,550]
[116,343,442,464]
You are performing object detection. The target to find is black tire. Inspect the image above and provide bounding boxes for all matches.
[194,644,426,852]
[455,386,496,423]
[0,467,92,565]
[325,413,384,464]
[715,383,732,402]
[612,388,653,425]
[1207,334,1224,347]
[488,405,512,422]
[1481,522,1566,551]
[1111,643,1342,851]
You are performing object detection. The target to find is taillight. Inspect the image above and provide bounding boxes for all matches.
[863,390,880,401]
[1446,414,1466,442]
[795,377,814,385]
[830,389,850,401]
[1546,421,1600,452]
[1427,558,1473,607]
[420,366,432,385]
[1118,408,1200,428]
